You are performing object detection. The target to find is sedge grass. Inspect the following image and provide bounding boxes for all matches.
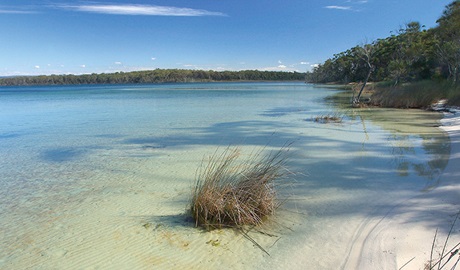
[425,212,460,270]
[190,146,289,230]
[370,80,460,108]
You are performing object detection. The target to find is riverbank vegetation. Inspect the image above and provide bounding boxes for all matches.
[370,80,460,108]
[306,0,460,107]
[0,69,305,86]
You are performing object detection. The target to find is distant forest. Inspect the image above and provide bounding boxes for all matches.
[305,0,460,86]
[0,69,305,86]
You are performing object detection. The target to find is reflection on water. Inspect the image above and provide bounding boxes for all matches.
[0,83,452,269]
[326,91,450,190]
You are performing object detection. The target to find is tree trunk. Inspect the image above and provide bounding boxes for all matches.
[353,67,372,105]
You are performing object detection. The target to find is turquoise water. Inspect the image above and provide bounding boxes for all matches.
[0,82,450,269]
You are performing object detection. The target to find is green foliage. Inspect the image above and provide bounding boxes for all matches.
[0,69,305,86]
[307,1,460,87]
[436,1,460,83]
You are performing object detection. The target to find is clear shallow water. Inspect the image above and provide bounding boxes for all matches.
[0,82,450,269]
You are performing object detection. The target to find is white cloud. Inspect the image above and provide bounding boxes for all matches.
[151,57,156,61]
[327,0,368,11]
[35,65,40,69]
[80,65,86,68]
[115,62,122,65]
[347,0,368,3]
[278,60,283,64]
[325,6,352,10]
[0,8,36,14]
[300,62,309,65]
[258,65,299,72]
[56,4,226,17]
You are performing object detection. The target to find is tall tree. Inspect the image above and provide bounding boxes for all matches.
[436,0,460,83]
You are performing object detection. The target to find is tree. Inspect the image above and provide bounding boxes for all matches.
[436,0,460,83]
[353,43,375,105]
[437,41,460,82]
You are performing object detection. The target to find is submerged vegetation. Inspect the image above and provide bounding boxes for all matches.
[307,1,460,107]
[313,112,344,123]
[190,146,289,230]
[0,69,305,86]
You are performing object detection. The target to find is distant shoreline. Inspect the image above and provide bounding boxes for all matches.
[0,69,306,86]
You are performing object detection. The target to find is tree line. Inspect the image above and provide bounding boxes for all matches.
[306,1,460,87]
[0,69,305,86]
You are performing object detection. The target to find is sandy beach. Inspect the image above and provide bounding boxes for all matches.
[342,110,460,270]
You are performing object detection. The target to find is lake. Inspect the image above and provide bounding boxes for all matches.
[0,82,450,269]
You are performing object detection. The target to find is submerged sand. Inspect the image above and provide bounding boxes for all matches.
[342,111,460,270]
[1,105,458,269]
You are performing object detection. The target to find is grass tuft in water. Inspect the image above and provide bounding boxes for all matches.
[313,112,344,123]
[190,146,289,231]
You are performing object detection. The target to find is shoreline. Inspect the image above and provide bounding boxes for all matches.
[1,84,457,269]
[344,109,460,269]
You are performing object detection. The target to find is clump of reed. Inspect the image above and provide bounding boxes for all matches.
[190,146,288,230]
[313,112,344,123]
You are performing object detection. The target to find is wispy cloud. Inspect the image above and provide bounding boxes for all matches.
[55,3,226,17]
[325,5,352,11]
[0,9,31,14]
[326,0,369,11]
[0,6,37,14]
[346,0,368,3]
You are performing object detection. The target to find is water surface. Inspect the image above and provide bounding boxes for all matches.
[0,82,449,269]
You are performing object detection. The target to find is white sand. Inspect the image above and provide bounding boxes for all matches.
[342,111,460,270]
[1,110,458,270]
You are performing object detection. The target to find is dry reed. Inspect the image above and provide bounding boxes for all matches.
[425,212,460,270]
[190,146,288,230]
[313,112,344,123]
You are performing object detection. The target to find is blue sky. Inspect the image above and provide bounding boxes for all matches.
[0,0,453,76]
